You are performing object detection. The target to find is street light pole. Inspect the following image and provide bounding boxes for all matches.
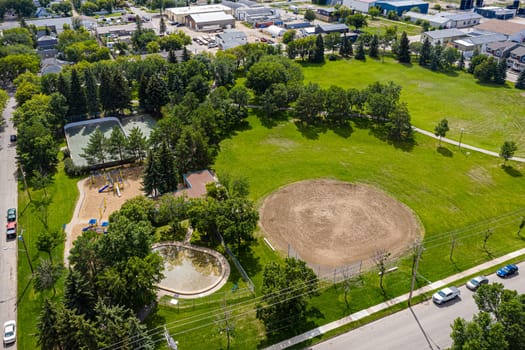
[458,128,464,150]
[18,229,34,274]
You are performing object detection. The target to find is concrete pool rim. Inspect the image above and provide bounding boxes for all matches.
[152,241,231,299]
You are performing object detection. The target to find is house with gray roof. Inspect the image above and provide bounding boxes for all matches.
[421,28,467,45]
[507,45,525,72]
[485,41,520,61]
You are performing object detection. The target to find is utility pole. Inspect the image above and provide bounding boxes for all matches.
[19,229,34,274]
[19,164,32,202]
[408,240,424,306]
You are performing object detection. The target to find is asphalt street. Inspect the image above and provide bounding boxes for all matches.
[0,96,18,349]
[311,261,525,350]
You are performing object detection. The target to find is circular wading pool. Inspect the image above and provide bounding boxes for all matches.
[152,242,230,298]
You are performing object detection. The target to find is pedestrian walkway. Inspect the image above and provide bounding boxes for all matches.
[413,127,525,163]
[265,247,525,350]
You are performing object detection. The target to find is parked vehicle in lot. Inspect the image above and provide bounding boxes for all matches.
[432,286,460,304]
[497,264,519,278]
[7,208,16,222]
[3,320,16,345]
[6,221,16,239]
[466,276,489,291]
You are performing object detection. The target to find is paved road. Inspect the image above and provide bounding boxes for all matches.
[311,262,525,350]
[0,97,19,349]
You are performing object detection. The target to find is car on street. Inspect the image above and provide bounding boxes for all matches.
[3,320,16,345]
[497,264,519,278]
[466,276,489,291]
[6,221,16,239]
[7,208,16,222]
[432,286,460,304]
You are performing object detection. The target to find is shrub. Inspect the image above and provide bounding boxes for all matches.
[64,158,87,177]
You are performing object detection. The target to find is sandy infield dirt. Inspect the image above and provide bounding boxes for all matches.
[259,179,422,268]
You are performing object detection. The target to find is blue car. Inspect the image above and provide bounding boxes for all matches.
[497,264,519,278]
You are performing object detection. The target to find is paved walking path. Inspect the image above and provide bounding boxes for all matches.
[265,247,525,350]
[413,127,525,163]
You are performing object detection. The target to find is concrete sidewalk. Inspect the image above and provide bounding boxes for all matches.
[265,247,525,350]
[413,127,525,163]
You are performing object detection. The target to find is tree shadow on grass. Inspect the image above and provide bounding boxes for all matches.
[329,122,353,139]
[237,245,262,279]
[437,146,453,157]
[501,165,523,177]
[368,123,416,152]
[294,121,327,140]
[254,108,289,129]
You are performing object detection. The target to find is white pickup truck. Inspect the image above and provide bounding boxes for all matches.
[432,286,460,304]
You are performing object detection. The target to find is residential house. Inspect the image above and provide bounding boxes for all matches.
[485,41,520,61]
[36,35,58,50]
[507,45,525,71]
[421,28,467,45]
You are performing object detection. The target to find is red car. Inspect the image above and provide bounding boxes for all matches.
[6,221,16,239]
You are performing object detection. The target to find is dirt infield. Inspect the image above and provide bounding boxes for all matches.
[259,180,423,268]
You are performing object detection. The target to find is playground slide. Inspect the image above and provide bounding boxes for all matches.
[98,184,109,193]
[115,183,121,197]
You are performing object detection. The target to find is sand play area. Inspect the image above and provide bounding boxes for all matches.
[259,180,422,269]
[64,166,144,264]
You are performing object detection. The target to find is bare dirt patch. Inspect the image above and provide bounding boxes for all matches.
[259,180,422,269]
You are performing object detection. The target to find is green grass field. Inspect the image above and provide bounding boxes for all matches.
[17,158,79,350]
[302,59,525,156]
[364,17,423,36]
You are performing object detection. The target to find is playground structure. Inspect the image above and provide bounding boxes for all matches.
[92,168,127,198]
[81,218,109,234]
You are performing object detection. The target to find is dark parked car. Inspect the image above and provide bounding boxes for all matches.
[10,134,16,142]
[6,208,16,222]
[497,264,518,278]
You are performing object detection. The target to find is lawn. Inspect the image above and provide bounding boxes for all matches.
[17,158,79,350]
[302,59,525,157]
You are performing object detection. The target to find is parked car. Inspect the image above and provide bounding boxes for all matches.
[432,286,460,304]
[497,264,519,278]
[466,276,489,291]
[260,37,267,42]
[7,208,16,222]
[10,134,16,142]
[3,320,16,345]
[6,221,16,239]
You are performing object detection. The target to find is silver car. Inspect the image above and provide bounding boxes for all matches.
[466,276,489,291]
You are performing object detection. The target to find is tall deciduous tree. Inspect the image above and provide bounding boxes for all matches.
[34,259,62,296]
[500,141,518,164]
[174,127,212,174]
[256,258,318,337]
[295,83,325,124]
[434,118,449,146]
